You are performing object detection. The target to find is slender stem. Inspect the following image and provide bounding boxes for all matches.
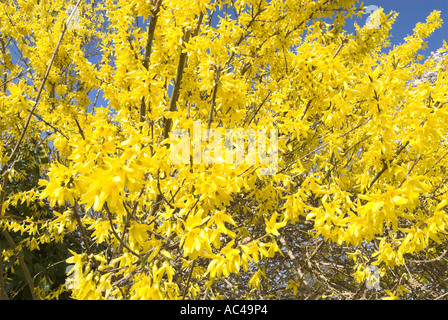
[0,68,31,89]
[74,118,85,140]
[182,260,196,300]
[105,204,141,258]
[140,0,163,122]
[205,65,220,141]
[2,230,37,300]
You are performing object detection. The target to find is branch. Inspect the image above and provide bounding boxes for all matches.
[332,35,348,59]
[74,118,85,140]
[1,229,37,300]
[64,232,83,250]
[205,64,221,141]
[25,108,70,140]
[105,203,141,258]
[245,90,272,126]
[139,0,163,122]
[73,201,99,267]
[408,249,448,264]
[111,267,142,287]
[0,68,31,89]
[156,170,174,209]
[160,11,204,143]
[278,235,310,291]
[182,260,196,300]
[300,99,313,121]
[183,195,201,221]
[367,141,409,191]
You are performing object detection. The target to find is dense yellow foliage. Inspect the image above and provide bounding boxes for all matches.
[0,0,447,300]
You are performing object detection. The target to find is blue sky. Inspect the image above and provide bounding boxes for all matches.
[356,0,447,54]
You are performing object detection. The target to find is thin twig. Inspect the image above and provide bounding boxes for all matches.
[205,64,221,141]
[182,260,196,300]
[300,99,313,121]
[183,196,201,221]
[74,118,85,140]
[332,35,348,59]
[0,68,31,88]
[156,170,174,209]
[408,249,448,264]
[367,141,409,191]
[245,90,272,126]
[26,108,69,140]
[105,203,141,258]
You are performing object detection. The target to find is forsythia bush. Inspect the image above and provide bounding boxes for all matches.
[0,0,447,300]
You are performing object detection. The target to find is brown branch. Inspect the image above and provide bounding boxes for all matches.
[0,35,7,93]
[139,0,163,122]
[0,6,83,269]
[237,165,254,177]
[105,203,141,258]
[25,108,70,140]
[332,35,348,59]
[244,90,272,126]
[435,291,448,300]
[430,173,448,198]
[73,201,99,267]
[1,229,37,300]
[0,68,31,90]
[278,235,306,288]
[205,64,221,141]
[300,99,313,121]
[183,195,201,221]
[64,232,83,250]
[223,1,264,70]
[408,249,448,264]
[160,11,204,143]
[398,154,422,188]
[0,170,8,216]
[182,260,196,300]
[169,178,185,204]
[367,141,409,191]
[368,116,427,191]
[74,118,85,140]
[148,12,206,218]
[111,267,142,287]
[162,30,194,141]
[156,170,174,209]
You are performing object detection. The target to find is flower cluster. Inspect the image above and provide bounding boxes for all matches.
[410,49,447,86]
